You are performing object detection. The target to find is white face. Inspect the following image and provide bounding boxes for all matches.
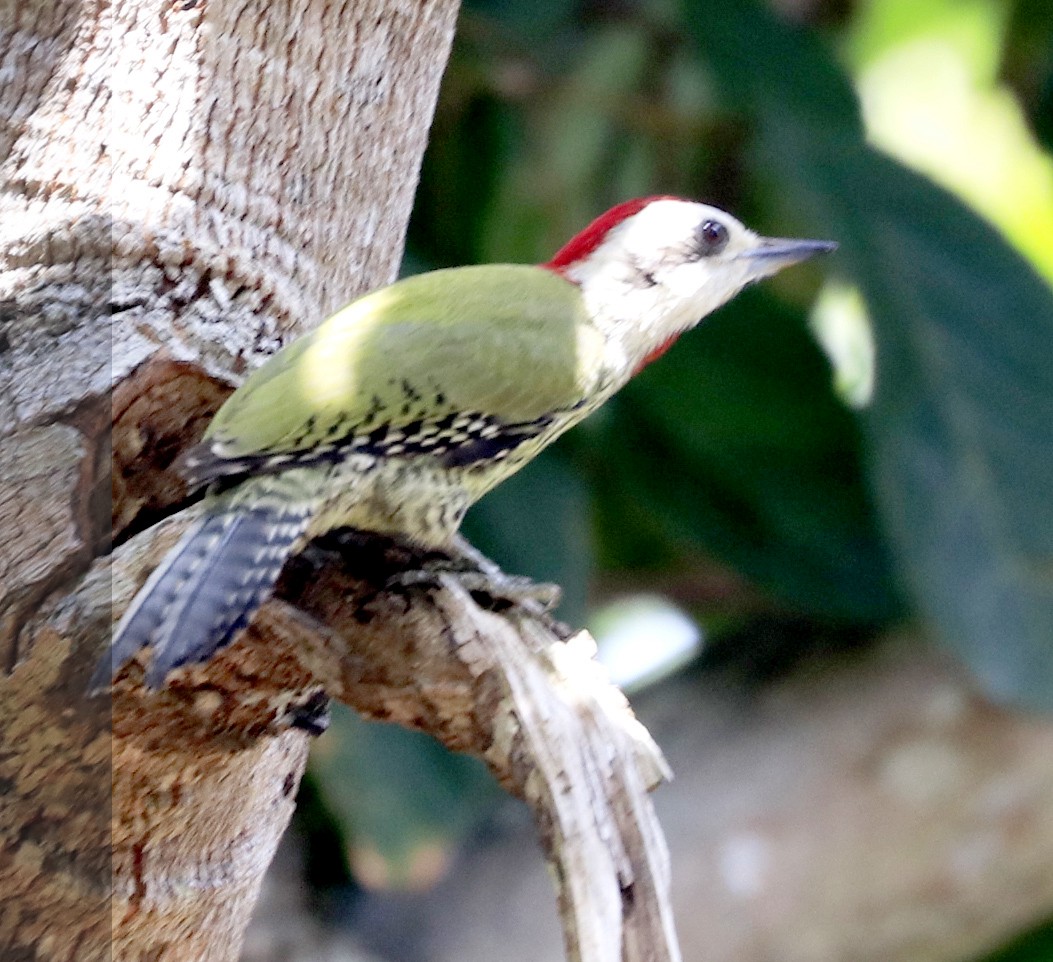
[564,199,828,366]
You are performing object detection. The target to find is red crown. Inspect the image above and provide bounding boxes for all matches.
[544,195,680,273]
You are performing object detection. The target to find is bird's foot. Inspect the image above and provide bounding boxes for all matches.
[389,567,562,610]
[386,535,562,613]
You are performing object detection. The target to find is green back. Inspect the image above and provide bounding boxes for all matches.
[205,265,602,456]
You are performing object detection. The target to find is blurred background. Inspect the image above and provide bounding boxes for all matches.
[243,0,1053,959]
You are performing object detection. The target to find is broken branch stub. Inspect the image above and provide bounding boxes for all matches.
[108,516,683,962]
[261,534,683,962]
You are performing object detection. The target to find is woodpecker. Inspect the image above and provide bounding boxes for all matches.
[94,197,835,690]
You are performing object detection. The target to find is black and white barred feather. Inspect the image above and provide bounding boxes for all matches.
[91,470,325,691]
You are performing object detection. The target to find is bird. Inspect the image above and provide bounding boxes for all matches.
[93,196,835,690]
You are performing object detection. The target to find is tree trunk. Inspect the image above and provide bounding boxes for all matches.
[0,1,460,958]
[2,5,684,962]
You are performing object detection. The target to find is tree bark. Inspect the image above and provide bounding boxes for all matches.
[1,3,684,962]
[1,1,460,958]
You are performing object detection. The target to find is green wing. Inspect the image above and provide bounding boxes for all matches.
[204,265,603,459]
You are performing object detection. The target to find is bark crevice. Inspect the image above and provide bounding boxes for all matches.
[1,2,683,959]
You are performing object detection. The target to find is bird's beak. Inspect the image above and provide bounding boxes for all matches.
[741,236,838,274]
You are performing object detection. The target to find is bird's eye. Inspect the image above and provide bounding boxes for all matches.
[693,219,729,257]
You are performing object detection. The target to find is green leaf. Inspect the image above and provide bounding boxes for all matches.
[481,25,656,263]
[410,93,517,268]
[686,0,1053,709]
[463,0,577,44]
[1004,0,1053,152]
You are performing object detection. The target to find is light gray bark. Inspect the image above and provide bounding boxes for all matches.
[1,2,684,961]
[1,1,460,958]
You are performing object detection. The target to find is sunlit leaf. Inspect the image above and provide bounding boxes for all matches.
[848,0,1053,281]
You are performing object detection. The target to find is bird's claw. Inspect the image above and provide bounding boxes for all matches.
[386,565,562,612]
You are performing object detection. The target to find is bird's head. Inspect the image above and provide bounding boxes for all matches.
[544,196,836,373]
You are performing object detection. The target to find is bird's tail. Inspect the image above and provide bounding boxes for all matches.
[91,472,323,692]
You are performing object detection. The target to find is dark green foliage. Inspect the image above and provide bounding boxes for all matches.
[462,449,592,626]
[689,0,1053,708]
[1004,0,1053,152]
[309,0,1053,926]
[418,0,1053,710]
[598,288,901,621]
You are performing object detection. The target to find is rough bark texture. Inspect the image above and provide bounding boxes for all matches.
[1,0,460,958]
[2,3,684,962]
[101,517,683,962]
